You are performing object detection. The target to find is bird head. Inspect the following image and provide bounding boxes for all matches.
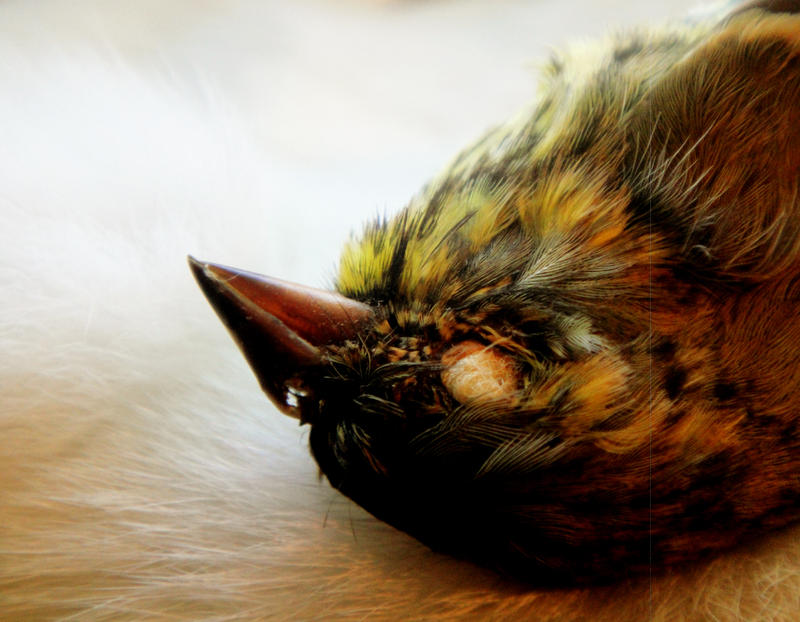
[189,0,800,581]
[188,172,640,580]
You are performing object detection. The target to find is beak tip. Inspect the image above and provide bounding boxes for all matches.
[187,255,212,285]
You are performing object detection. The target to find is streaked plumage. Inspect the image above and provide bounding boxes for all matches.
[194,0,800,582]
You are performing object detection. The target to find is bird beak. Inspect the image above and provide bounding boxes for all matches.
[188,256,374,420]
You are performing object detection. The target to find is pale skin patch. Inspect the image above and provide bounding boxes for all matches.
[441,340,520,404]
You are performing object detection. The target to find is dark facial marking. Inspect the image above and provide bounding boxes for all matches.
[713,381,739,402]
[664,365,688,400]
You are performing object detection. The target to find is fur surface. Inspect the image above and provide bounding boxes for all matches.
[2,0,799,619]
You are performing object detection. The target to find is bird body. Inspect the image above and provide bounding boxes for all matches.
[193,0,800,582]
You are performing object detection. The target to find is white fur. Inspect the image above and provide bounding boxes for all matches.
[2,0,798,619]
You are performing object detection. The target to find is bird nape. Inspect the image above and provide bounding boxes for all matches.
[190,0,800,584]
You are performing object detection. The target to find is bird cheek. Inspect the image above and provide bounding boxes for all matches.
[440,340,520,405]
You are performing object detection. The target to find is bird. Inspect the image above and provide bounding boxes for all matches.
[190,0,800,583]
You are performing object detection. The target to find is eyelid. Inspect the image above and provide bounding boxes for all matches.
[441,340,520,405]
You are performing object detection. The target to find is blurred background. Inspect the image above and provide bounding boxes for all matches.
[2,0,798,620]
